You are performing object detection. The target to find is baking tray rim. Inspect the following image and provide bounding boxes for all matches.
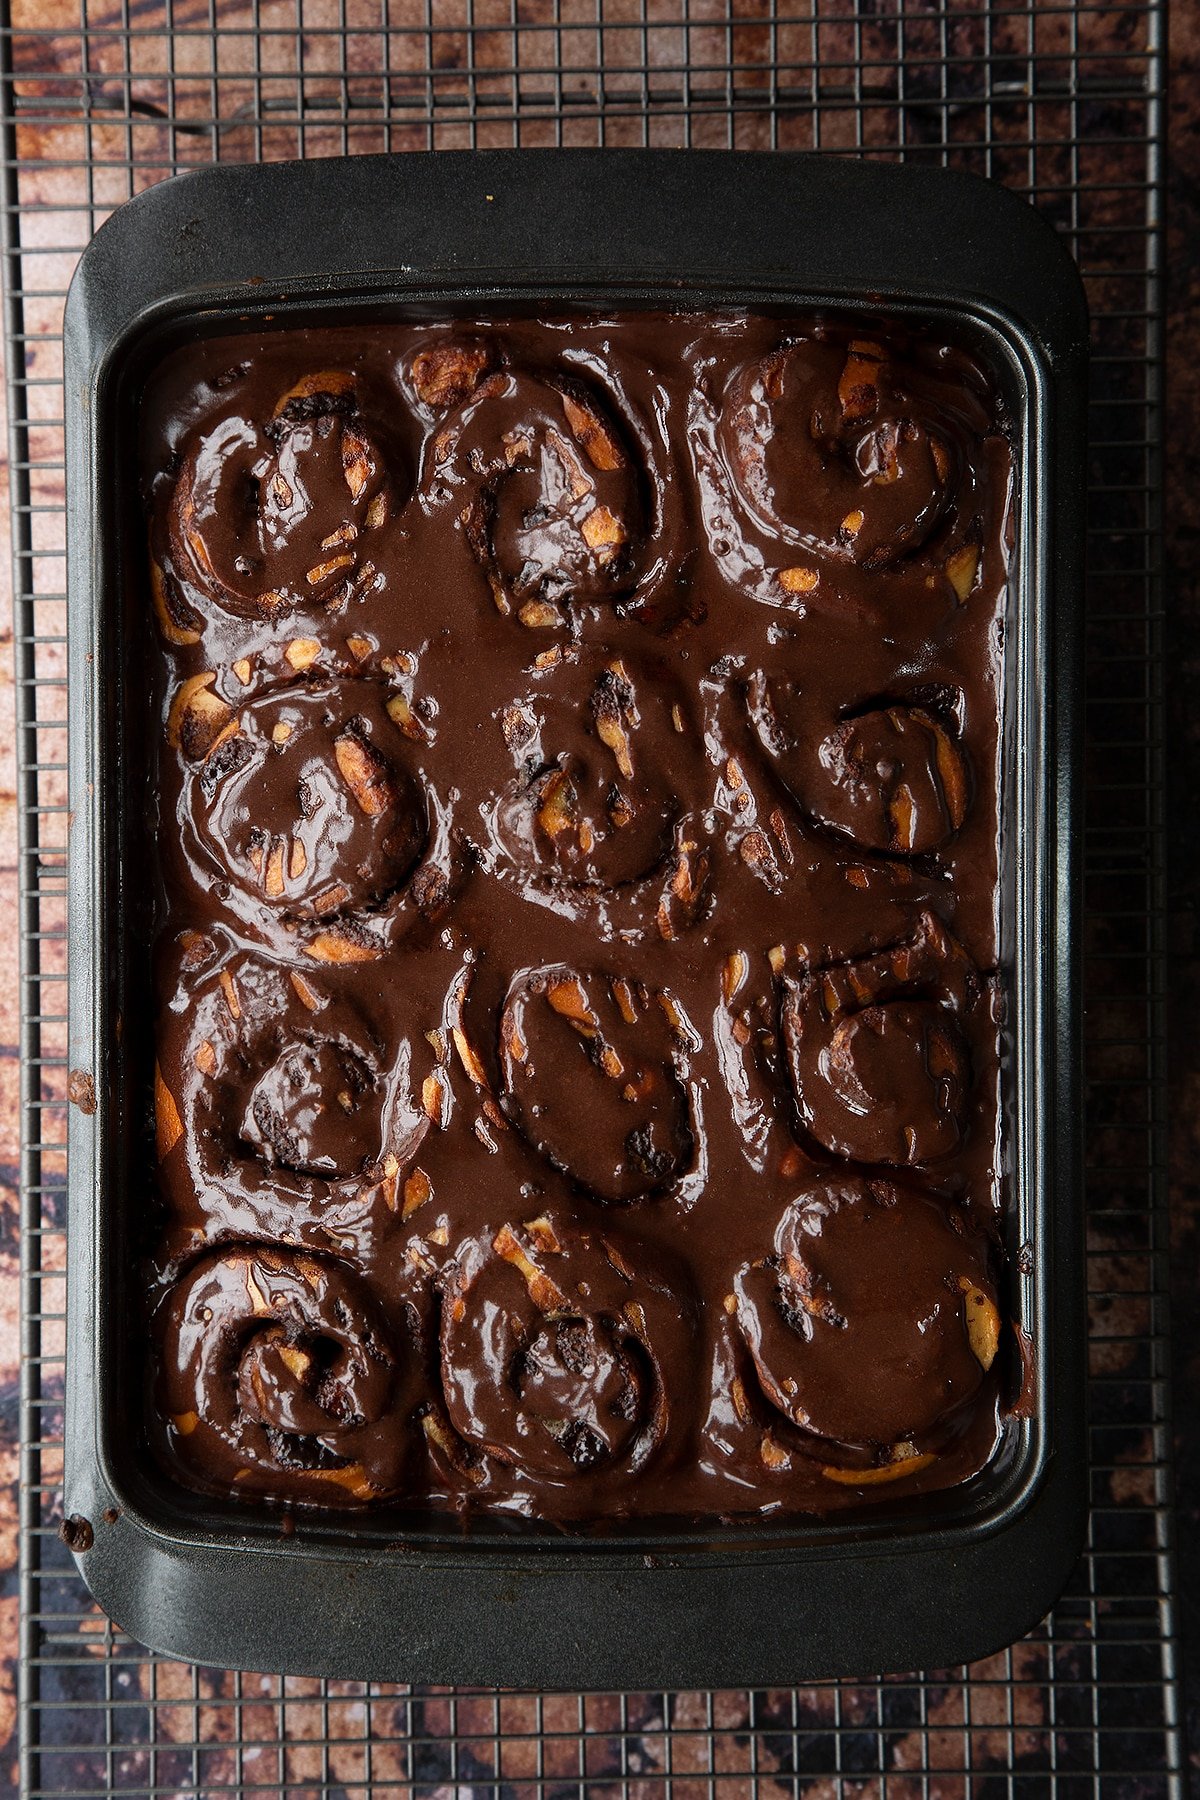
[60,148,1087,1684]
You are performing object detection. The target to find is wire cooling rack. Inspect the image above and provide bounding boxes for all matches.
[0,0,1181,1794]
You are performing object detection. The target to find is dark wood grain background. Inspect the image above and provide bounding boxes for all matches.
[1165,0,1198,1785]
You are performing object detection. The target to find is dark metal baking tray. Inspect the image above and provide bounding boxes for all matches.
[62,148,1088,1689]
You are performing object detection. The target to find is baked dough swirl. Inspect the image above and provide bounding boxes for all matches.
[733,1177,1000,1474]
[720,335,967,569]
[420,348,647,614]
[158,1247,410,1504]
[498,967,696,1204]
[488,651,702,894]
[748,677,971,857]
[170,675,446,961]
[781,912,979,1168]
[437,1216,693,1490]
[154,948,429,1258]
[161,369,396,629]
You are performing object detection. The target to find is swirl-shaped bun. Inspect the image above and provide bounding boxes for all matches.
[498,967,695,1203]
[488,652,699,893]
[154,949,429,1256]
[437,1216,693,1488]
[720,336,964,569]
[170,675,440,959]
[748,678,971,857]
[164,370,397,625]
[782,912,976,1167]
[157,1247,410,1504]
[813,706,970,854]
[424,353,646,614]
[734,1178,999,1460]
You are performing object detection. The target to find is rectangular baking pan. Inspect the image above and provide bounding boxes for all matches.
[63,149,1088,1688]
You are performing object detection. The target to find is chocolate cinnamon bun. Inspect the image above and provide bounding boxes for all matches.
[488,651,703,895]
[436,1216,694,1494]
[733,1177,1000,1472]
[169,675,447,960]
[162,369,397,626]
[720,334,980,570]
[157,1247,411,1505]
[422,353,647,615]
[781,912,979,1167]
[747,678,971,857]
[154,947,430,1260]
[498,967,696,1204]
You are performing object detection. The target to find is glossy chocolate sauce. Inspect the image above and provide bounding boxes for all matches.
[141,312,1015,1524]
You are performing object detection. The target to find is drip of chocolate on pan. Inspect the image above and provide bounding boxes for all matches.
[143,313,1013,1522]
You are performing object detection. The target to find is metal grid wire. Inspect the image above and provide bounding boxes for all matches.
[0,0,1180,1793]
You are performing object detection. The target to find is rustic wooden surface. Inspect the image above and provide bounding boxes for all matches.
[0,177,20,1785]
[1165,0,1198,1784]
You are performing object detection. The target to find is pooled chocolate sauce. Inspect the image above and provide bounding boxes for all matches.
[142,312,1015,1524]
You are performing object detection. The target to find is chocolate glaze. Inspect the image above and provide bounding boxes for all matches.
[141,311,1014,1524]
[733,1178,996,1451]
